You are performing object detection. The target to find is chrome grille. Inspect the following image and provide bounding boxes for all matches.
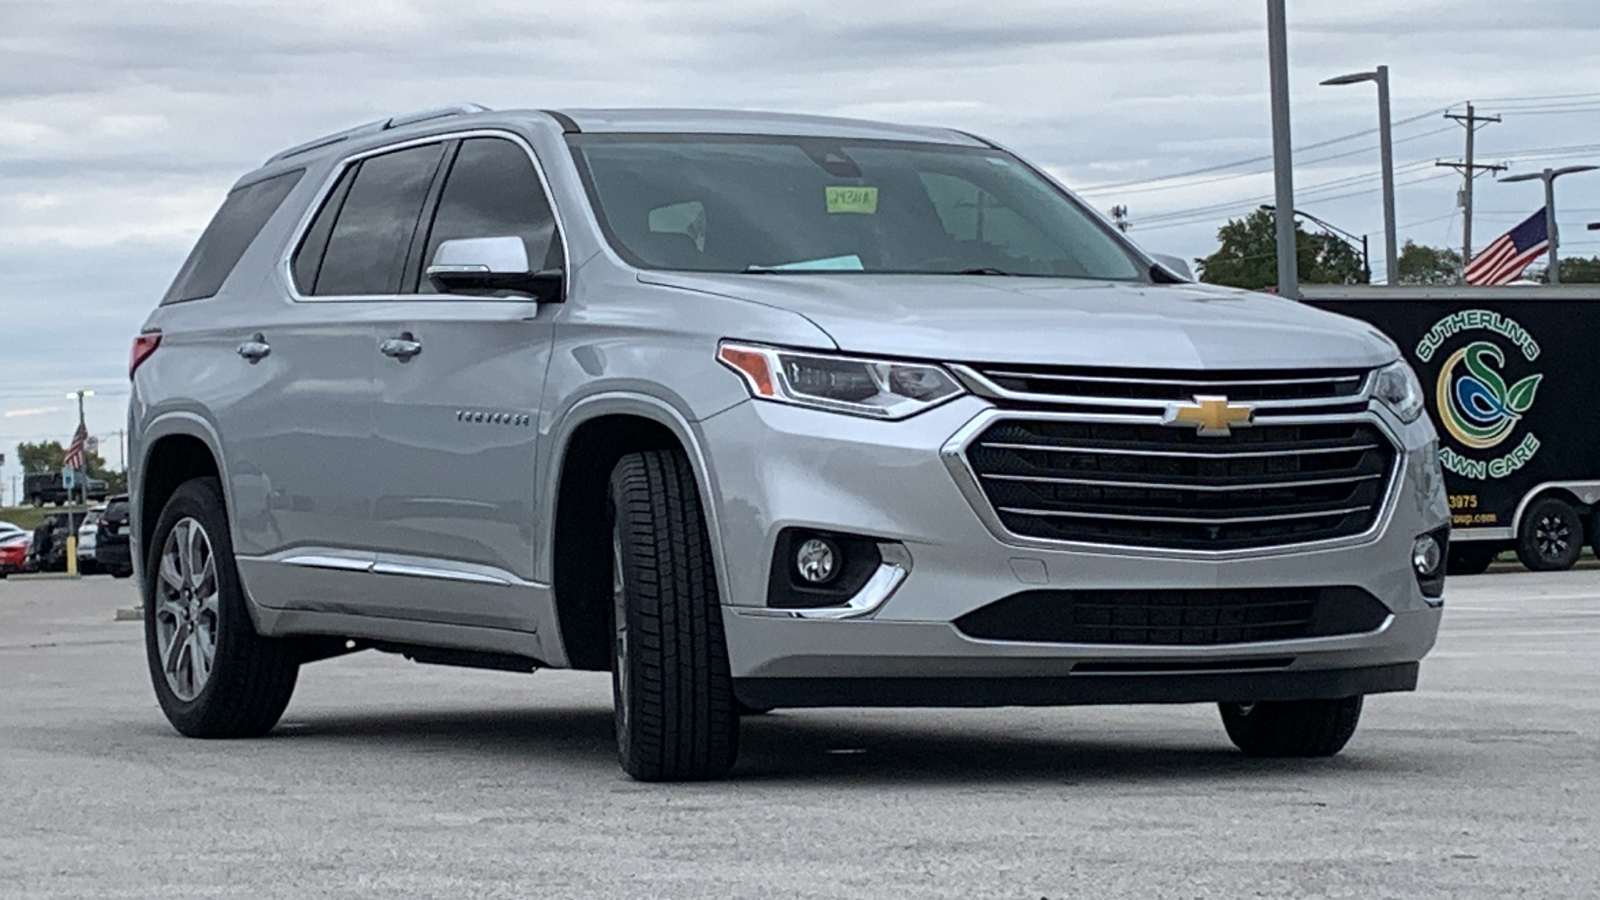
[965,419,1396,550]
[963,364,1368,408]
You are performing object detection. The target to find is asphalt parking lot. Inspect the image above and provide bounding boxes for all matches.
[1,572,1596,899]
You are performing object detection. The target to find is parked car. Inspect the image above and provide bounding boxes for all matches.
[0,521,26,543]
[0,532,27,577]
[77,506,106,574]
[130,106,1447,780]
[95,496,133,578]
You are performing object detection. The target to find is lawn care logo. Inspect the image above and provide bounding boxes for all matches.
[1416,310,1542,480]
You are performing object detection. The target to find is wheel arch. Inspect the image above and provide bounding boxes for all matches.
[135,414,229,585]
[543,393,731,671]
[1509,482,1598,538]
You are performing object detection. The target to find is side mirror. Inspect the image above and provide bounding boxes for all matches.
[1149,253,1194,281]
[426,236,563,301]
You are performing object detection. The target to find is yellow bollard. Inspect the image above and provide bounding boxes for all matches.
[66,535,79,577]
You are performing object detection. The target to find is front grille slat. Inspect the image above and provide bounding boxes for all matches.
[962,392,1397,550]
[995,505,1373,526]
[978,441,1382,460]
[981,472,1383,493]
[955,587,1390,646]
[971,363,1369,404]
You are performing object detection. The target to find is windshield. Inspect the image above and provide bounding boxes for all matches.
[569,135,1144,279]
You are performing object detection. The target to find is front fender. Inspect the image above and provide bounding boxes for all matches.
[534,391,736,596]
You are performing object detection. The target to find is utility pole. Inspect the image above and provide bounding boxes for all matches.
[1436,103,1505,266]
[1267,0,1299,299]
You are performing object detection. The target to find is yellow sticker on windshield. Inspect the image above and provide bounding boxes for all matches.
[826,186,878,214]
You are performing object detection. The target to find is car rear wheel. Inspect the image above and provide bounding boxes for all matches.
[1515,496,1584,572]
[608,449,739,782]
[144,477,299,738]
[1219,696,1363,757]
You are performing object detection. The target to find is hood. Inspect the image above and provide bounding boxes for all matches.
[638,272,1398,370]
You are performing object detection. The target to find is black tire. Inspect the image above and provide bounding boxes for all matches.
[608,449,739,781]
[1516,496,1584,572]
[29,494,42,507]
[112,566,133,579]
[144,477,299,738]
[1446,544,1498,576]
[1219,696,1363,757]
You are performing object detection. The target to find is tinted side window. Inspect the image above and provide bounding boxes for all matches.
[314,143,446,296]
[420,138,559,293]
[162,169,304,304]
[291,166,355,294]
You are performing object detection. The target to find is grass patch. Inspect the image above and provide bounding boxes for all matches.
[0,505,96,531]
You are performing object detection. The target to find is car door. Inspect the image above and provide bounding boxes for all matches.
[361,135,562,632]
[225,140,449,611]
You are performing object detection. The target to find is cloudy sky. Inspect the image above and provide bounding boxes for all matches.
[3,0,1598,498]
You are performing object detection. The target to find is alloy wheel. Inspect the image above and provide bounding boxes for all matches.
[612,530,630,737]
[154,517,219,702]
[1535,514,1571,562]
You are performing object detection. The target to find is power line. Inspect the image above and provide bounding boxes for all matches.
[1134,171,1457,232]
[1073,105,1453,193]
[1474,91,1600,104]
[1081,126,1455,199]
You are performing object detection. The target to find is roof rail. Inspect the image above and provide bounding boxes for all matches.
[263,103,492,165]
[385,103,491,130]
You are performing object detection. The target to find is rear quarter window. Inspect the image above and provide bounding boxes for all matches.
[161,169,305,305]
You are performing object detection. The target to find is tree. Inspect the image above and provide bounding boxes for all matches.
[16,440,108,477]
[1550,255,1600,283]
[1396,241,1462,284]
[1196,209,1367,290]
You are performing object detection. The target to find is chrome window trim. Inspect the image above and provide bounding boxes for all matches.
[278,127,573,305]
[939,405,1407,560]
[950,365,1376,413]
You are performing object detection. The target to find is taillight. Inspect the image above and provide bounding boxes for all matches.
[129,331,162,378]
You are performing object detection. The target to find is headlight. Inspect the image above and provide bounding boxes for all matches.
[717,342,964,419]
[1373,359,1425,423]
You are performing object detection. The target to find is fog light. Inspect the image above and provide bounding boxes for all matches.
[796,537,840,584]
[1412,535,1443,577]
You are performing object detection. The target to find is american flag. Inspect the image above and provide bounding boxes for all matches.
[1463,208,1549,286]
[62,422,88,471]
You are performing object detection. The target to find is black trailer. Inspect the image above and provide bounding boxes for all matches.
[1304,285,1599,573]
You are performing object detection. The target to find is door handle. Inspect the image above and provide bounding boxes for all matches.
[237,334,270,363]
[380,332,422,361]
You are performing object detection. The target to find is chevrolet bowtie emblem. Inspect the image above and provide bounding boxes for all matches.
[1164,395,1255,437]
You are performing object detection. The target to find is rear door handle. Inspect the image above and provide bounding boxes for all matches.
[237,334,270,363]
[380,332,422,361]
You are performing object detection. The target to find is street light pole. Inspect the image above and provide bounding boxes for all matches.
[1260,204,1371,283]
[1500,165,1599,284]
[1267,0,1299,299]
[1321,65,1397,283]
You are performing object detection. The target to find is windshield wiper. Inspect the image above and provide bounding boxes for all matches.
[951,267,1014,276]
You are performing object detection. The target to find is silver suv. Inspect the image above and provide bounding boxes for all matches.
[130,105,1448,780]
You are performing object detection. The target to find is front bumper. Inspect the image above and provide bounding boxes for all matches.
[697,395,1449,697]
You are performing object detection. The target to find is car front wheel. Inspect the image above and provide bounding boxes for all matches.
[608,449,739,782]
[144,477,300,738]
[1219,696,1363,757]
